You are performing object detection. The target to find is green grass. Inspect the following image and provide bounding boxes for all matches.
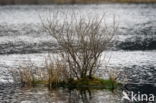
[27,77,121,91]
[59,77,121,91]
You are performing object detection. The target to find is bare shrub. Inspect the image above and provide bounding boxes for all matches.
[42,12,118,80]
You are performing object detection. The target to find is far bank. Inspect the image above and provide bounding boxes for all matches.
[0,0,156,5]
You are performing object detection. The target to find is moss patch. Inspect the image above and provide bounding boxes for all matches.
[61,77,121,91]
[22,77,121,91]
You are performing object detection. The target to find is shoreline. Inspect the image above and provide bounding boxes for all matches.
[0,1,156,5]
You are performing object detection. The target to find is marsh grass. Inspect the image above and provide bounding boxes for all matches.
[10,59,121,91]
[45,57,70,89]
[9,57,121,91]
[10,65,47,87]
[10,59,67,88]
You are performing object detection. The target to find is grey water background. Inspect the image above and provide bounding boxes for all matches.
[0,4,156,103]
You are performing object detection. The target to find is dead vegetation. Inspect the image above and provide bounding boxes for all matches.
[10,58,69,88]
[45,57,70,89]
[10,12,122,90]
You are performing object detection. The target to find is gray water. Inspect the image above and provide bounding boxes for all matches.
[0,4,156,103]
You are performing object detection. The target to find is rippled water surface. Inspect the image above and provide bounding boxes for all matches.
[0,4,156,103]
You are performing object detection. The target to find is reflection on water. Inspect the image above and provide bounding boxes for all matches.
[0,84,121,103]
[1,83,156,103]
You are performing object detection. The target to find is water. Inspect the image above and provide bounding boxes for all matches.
[0,4,156,103]
[0,85,121,103]
[0,4,156,54]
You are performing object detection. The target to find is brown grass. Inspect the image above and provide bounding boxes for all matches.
[10,65,47,87]
[45,57,69,89]
[10,57,69,88]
